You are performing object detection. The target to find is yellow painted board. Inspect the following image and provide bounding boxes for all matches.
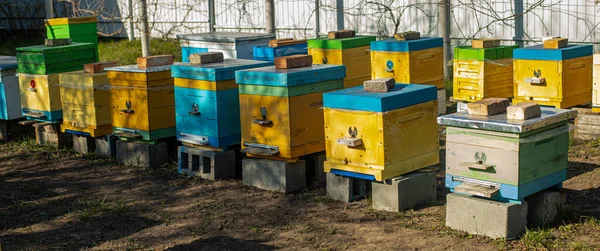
[19,73,62,112]
[59,71,109,86]
[593,64,600,108]
[371,47,444,89]
[60,85,110,106]
[45,16,97,25]
[61,123,112,138]
[240,92,328,159]
[62,103,111,127]
[513,56,592,108]
[110,87,175,131]
[324,101,438,180]
[174,78,237,91]
[308,46,371,83]
[453,58,513,101]
[107,71,173,87]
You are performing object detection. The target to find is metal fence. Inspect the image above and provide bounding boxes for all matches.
[2,0,599,50]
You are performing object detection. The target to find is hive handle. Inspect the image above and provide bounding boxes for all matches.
[461,161,494,171]
[253,119,273,125]
[120,109,135,114]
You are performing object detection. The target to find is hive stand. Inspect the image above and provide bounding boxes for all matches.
[0,119,32,141]
[371,168,437,212]
[116,139,169,168]
[95,134,117,158]
[72,133,96,154]
[178,145,236,180]
[300,151,327,185]
[19,121,72,147]
[326,172,369,202]
[242,158,306,193]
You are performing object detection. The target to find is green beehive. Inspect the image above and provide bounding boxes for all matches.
[16,42,97,75]
[45,16,99,60]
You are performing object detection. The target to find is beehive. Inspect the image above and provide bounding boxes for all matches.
[322,84,439,181]
[453,45,518,101]
[235,64,346,160]
[19,73,62,121]
[177,32,275,61]
[307,36,376,88]
[592,54,600,112]
[370,37,444,89]
[170,59,271,148]
[0,56,21,120]
[512,44,593,108]
[16,43,97,75]
[45,16,98,60]
[106,65,175,141]
[253,43,307,62]
[438,107,575,202]
[59,70,111,137]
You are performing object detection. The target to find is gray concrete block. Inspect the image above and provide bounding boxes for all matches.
[95,135,117,158]
[178,146,236,180]
[242,158,306,193]
[302,152,326,185]
[526,190,566,227]
[446,193,528,240]
[456,101,468,113]
[326,173,368,202]
[371,170,436,212]
[35,123,72,148]
[72,134,96,154]
[116,140,168,168]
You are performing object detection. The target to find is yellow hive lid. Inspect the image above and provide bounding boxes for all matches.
[45,16,97,26]
[59,70,109,87]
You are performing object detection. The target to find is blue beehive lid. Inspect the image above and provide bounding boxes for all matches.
[171,59,272,81]
[370,37,443,52]
[0,56,17,71]
[323,84,437,112]
[513,44,593,61]
[253,43,307,62]
[235,64,346,87]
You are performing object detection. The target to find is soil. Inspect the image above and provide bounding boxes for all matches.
[0,134,599,250]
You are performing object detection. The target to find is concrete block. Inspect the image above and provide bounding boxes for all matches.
[274,55,312,69]
[326,173,368,202]
[371,169,436,212]
[84,61,116,73]
[472,38,500,48]
[363,78,395,92]
[116,140,168,168]
[95,135,117,158]
[136,55,174,67]
[45,38,71,46]
[526,190,566,227]
[242,158,306,193]
[446,193,528,240]
[189,52,224,64]
[457,101,468,113]
[543,38,568,49]
[178,146,236,180]
[394,31,420,41]
[327,30,355,39]
[507,102,541,120]
[438,88,447,115]
[35,123,72,148]
[72,134,96,154]
[301,152,326,185]
[467,98,510,116]
[0,119,32,141]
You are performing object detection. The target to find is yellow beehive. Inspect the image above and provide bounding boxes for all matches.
[19,73,62,121]
[512,44,593,109]
[59,70,112,136]
[592,54,600,112]
[452,45,518,101]
[307,36,376,88]
[322,84,439,181]
[106,65,175,141]
[370,37,444,89]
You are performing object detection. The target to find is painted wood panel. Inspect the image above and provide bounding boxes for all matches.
[453,58,514,101]
[110,87,175,131]
[18,73,61,112]
[371,47,444,88]
[309,46,371,88]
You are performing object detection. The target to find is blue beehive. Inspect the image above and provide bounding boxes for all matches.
[171,59,271,148]
[253,43,307,62]
[0,56,21,120]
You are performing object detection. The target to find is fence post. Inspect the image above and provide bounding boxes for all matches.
[208,0,215,32]
[336,0,344,30]
[314,0,320,37]
[514,0,524,46]
[128,0,135,41]
[45,0,54,19]
[438,0,451,80]
[139,0,150,57]
[265,0,275,34]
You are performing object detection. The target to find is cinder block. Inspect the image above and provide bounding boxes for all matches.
[45,38,72,46]
[178,146,236,180]
[363,78,395,92]
[189,52,224,64]
[84,61,116,73]
[242,158,306,193]
[446,193,528,240]
[136,55,174,67]
[371,169,436,212]
[507,102,541,120]
[35,123,72,147]
[301,152,326,185]
[274,55,312,69]
[327,30,355,39]
[467,98,510,116]
[394,31,420,41]
[457,101,468,113]
[326,173,368,202]
[95,135,117,158]
[526,190,566,227]
[72,134,96,154]
[0,119,32,141]
[438,88,447,115]
[472,38,500,48]
[116,140,168,168]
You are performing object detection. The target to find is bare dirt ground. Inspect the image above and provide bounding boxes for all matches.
[0,132,599,250]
